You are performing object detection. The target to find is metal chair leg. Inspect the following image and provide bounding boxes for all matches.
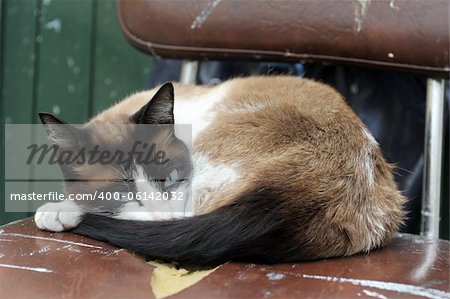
[421,78,445,239]
[180,60,199,84]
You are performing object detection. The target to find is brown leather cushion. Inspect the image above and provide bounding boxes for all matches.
[0,218,449,298]
[117,0,449,76]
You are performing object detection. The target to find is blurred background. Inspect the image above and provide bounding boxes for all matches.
[1,0,153,224]
[0,0,448,239]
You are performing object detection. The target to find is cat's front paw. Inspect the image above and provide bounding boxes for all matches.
[34,201,84,232]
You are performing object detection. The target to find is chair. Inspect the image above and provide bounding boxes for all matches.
[1,2,448,297]
[117,0,449,239]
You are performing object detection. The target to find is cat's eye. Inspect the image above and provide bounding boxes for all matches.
[164,169,186,190]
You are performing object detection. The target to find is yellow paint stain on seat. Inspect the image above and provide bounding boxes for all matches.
[148,261,220,299]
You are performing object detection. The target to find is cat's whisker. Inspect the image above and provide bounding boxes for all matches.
[393,166,414,175]
[104,164,128,180]
[117,162,128,177]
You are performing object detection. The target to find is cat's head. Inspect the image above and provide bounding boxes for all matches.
[38,83,191,212]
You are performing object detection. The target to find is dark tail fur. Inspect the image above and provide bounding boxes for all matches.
[72,191,298,266]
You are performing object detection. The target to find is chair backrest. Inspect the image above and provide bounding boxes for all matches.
[117,0,449,77]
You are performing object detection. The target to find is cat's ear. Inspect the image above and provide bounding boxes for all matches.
[130,82,174,125]
[38,112,80,148]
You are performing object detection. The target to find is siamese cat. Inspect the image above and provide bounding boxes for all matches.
[35,76,405,266]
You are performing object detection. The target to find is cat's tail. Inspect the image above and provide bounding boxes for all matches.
[72,190,296,266]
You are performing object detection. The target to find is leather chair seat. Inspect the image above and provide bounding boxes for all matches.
[0,218,449,298]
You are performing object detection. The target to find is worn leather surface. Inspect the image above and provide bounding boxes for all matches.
[0,218,449,298]
[117,0,449,76]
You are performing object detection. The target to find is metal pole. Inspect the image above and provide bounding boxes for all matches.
[179,60,199,84]
[420,78,445,239]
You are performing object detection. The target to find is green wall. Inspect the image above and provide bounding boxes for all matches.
[0,0,153,225]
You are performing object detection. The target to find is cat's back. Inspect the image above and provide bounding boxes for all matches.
[196,76,369,161]
[195,76,388,207]
[217,76,355,123]
[91,76,350,129]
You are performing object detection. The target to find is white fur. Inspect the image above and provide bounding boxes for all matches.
[191,153,240,209]
[114,154,241,221]
[218,101,266,114]
[362,126,376,189]
[362,126,378,146]
[34,200,83,232]
[114,203,187,221]
[113,164,192,221]
[358,206,388,252]
[173,84,229,144]
[355,126,381,251]
[364,154,374,188]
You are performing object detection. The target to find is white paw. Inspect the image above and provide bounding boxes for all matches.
[34,201,84,232]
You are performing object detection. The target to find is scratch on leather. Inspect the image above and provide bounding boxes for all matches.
[354,0,371,32]
[191,0,222,30]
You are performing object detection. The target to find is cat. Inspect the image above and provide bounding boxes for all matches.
[34,76,405,266]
